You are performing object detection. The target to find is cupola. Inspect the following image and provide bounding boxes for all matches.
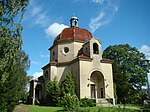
[53,17,93,45]
[70,16,78,27]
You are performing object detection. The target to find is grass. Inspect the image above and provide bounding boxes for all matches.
[29,105,141,112]
[81,107,141,112]
[29,105,62,112]
[13,104,142,112]
[116,104,143,108]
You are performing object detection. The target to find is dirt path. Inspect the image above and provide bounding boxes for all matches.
[13,104,29,112]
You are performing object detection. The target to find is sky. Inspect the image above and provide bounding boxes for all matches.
[22,0,150,81]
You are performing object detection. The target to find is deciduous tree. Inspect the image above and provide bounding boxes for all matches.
[103,44,150,104]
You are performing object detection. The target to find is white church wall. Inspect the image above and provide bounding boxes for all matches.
[50,65,69,82]
[50,45,58,62]
[89,38,102,60]
[50,65,58,81]
[100,63,114,99]
[70,61,80,97]
[82,42,90,57]
[57,42,74,62]
[79,60,93,98]
[73,41,84,57]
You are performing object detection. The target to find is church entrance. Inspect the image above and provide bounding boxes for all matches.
[91,84,96,98]
[90,71,105,99]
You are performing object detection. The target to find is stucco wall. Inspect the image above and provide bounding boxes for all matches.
[79,60,93,98]
[100,63,114,99]
[89,38,102,60]
[79,60,114,99]
[50,65,70,82]
[50,42,83,63]
[43,38,114,100]
[73,42,84,57]
[50,45,58,62]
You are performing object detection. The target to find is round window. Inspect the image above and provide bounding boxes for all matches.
[64,47,69,53]
[53,51,55,56]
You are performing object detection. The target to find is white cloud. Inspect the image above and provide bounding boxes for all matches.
[28,0,42,16]
[89,0,119,32]
[92,0,104,4]
[45,23,69,38]
[140,45,150,60]
[34,13,50,27]
[26,0,50,27]
[89,12,110,32]
[32,72,43,80]
[40,54,49,58]
[31,61,39,65]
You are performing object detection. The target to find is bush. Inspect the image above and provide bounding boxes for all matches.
[59,93,79,111]
[60,72,75,97]
[80,98,96,107]
[46,78,60,106]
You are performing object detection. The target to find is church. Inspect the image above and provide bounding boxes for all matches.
[29,16,115,106]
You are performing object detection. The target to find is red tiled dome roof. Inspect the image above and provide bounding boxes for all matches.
[53,27,92,44]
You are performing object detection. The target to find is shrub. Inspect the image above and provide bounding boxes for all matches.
[80,98,96,107]
[46,78,60,106]
[60,72,75,97]
[59,93,79,111]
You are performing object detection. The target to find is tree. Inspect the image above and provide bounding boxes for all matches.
[60,93,79,111]
[59,72,79,111]
[0,0,29,111]
[46,77,60,106]
[103,44,150,104]
[60,72,75,97]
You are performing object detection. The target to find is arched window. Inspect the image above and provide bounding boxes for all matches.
[52,51,55,60]
[93,43,99,54]
[45,71,48,78]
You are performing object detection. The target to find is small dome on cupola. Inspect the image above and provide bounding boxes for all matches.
[70,16,78,27]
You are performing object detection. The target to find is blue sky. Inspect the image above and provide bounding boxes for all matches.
[22,0,150,80]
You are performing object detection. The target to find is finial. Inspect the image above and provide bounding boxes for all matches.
[70,14,78,27]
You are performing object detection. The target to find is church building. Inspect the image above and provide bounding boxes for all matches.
[29,16,115,106]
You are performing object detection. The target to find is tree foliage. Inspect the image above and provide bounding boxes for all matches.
[45,72,79,110]
[0,0,29,111]
[46,77,60,106]
[103,44,150,104]
[60,72,75,97]
[60,93,79,111]
[59,72,79,111]
[80,98,96,107]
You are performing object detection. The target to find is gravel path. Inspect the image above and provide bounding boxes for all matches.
[13,104,29,112]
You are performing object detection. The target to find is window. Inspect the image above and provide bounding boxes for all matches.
[93,43,99,54]
[85,47,88,53]
[61,47,69,55]
[64,47,69,53]
[53,51,55,56]
[52,51,55,60]
[45,71,48,78]
[91,84,96,98]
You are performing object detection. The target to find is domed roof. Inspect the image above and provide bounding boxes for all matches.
[53,27,93,44]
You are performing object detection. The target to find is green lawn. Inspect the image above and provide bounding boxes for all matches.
[29,105,62,112]
[116,104,143,109]
[29,105,141,112]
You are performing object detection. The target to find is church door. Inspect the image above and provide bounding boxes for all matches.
[101,88,104,98]
[91,84,96,98]
[90,71,105,99]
